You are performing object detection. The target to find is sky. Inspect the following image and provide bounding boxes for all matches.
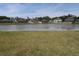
[0,3,79,18]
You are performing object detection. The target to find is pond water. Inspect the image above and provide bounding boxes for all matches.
[0,24,79,31]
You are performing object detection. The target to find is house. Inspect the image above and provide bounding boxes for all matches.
[10,17,17,23]
[32,19,38,24]
[75,19,79,22]
[28,20,34,24]
[41,19,49,24]
[0,19,11,23]
[32,19,42,24]
[53,18,62,23]
[49,20,53,23]
[15,17,27,23]
[38,21,42,24]
[65,17,74,22]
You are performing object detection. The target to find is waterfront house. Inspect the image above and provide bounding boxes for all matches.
[65,17,74,22]
[49,20,53,23]
[32,19,42,24]
[0,19,11,23]
[28,20,34,24]
[53,18,62,23]
[75,18,79,22]
[10,17,17,23]
[41,19,49,24]
[38,21,42,24]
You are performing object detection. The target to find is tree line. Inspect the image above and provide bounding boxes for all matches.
[0,14,79,24]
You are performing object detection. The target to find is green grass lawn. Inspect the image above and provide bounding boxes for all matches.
[0,31,79,56]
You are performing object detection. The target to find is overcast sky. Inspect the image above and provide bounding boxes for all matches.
[0,3,79,18]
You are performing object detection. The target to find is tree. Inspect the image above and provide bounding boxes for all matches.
[0,16,10,20]
[42,16,51,22]
[37,17,43,21]
[59,16,67,22]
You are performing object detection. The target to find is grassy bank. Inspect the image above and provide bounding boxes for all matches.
[0,23,29,25]
[0,31,79,56]
[0,22,75,25]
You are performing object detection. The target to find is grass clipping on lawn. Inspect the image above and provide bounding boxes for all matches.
[0,31,79,56]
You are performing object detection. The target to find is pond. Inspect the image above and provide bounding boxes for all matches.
[0,24,79,31]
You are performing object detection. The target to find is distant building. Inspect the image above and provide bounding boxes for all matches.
[75,19,79,22]
[49,20,53,23]
[65,17,74,22]
[10,17,17,23]
[53,18,62,23]
[38,21,42,24]
[33,19,42,24]
[28,20,34,24]
[0,19,11,23]
[41,19,49,24]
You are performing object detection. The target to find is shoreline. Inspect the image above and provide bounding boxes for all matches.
[0,22,76,25]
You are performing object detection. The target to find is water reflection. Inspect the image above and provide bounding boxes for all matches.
[0,24,79,31]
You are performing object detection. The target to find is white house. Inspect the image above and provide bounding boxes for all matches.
[28,20,34,24]
[38,21,42,24]
[53,18,62,23]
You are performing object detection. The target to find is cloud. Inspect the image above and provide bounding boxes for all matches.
[0,3,79,18]
[0,4,19,16]
[24,3,64,17]
[0,3,68,17]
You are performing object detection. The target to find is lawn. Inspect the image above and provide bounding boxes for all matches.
[0,31,79,56]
